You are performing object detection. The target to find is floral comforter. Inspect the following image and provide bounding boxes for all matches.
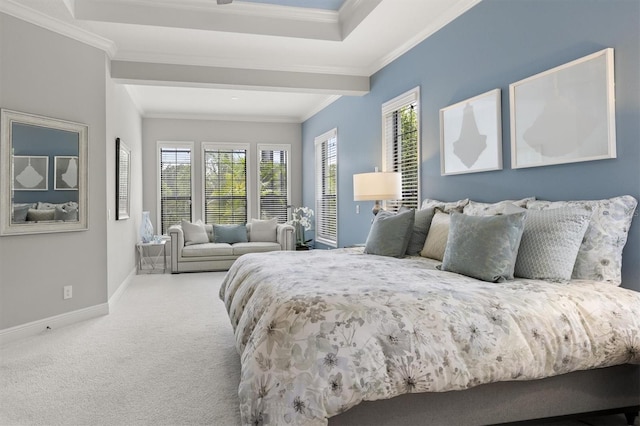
[219,249,640,425]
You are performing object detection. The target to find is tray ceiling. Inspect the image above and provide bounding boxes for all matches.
[0,0,480,122]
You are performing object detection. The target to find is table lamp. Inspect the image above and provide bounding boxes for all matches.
[353,170,402,216]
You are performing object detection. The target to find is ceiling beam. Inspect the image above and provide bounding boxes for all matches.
[111,61,370,95]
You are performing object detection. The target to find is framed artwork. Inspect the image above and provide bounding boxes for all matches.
[115,137,131,220]
[510,48,616,169]
[440,88,502,175]
[54,156,79,190]
[13,155,49,191]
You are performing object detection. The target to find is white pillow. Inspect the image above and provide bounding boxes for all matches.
[181,220,209,246]
[420,210,450,261]
[249,218,278,242]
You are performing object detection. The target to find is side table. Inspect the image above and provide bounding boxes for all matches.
[136,240,167,273]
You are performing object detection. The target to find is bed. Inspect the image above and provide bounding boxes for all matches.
[219,196,640,425]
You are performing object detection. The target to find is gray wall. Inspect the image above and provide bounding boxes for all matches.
[0,14,108,329]
[301,0,640,290]
[142,118,302,230]
[106,76,142,299]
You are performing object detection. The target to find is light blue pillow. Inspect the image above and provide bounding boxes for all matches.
[441,212,526,282]
[364,209,415,258]
[514,208,591,281]
[213,224,248,244]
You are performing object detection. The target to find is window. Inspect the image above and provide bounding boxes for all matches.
[382,87,420,211]
[202,143,249,225]
[158,143,193,234]
[314,129,338,247]
[257,144,290,223]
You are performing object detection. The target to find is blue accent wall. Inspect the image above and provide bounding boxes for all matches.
[301,0,640,290]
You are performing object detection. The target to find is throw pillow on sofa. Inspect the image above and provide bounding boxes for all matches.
[181,220,209,246]
[213,224,249,244]
[250,218,278,242]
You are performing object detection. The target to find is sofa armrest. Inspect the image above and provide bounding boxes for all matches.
[276,223,295,251]
[168,225,185,273]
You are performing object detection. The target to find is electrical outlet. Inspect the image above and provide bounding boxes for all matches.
[356,205,360,214]
[63,285,72,300]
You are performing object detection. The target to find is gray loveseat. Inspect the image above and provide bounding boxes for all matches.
[168,221,295,273]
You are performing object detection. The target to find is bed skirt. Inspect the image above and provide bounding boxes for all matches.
[330,364,640,425]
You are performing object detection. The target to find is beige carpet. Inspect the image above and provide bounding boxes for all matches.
[0,272,636,426]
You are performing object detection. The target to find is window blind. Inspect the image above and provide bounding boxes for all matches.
[204,146,247,225]
[258,146,289,223]
[315,129,338,247]
[159,147,192,234]
[382,87,420,211]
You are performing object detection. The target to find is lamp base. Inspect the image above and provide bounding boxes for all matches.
[372,200,381,216]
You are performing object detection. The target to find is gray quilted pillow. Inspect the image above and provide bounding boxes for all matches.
[441,211,526,282]
[526,195,637,285]
[514,208,591,281]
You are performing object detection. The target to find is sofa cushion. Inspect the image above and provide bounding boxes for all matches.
[213,224,248,244]
[182,243,233,257]
[232,242,282,255]
[182,220,209,246]
[249,218,278,242]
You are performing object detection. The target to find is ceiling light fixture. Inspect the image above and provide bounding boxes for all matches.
[217,0,233,4]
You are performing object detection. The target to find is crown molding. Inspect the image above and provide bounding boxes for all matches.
[300,95,341,122]
[365,0,481,75]
[0,0,117,57]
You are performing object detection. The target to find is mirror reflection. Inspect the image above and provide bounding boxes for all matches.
[11,122,80,224]
[1,109,88,236]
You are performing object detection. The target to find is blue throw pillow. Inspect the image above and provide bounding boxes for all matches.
[441,211,526,282]
[213,224,248,244]
[364,209,415,258]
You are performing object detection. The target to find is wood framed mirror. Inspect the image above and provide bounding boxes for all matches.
[0,109,88,236]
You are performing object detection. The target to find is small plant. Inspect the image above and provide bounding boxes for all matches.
[288,206,314,248]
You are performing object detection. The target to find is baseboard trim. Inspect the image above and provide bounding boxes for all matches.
[108,267,136,310]
[0,303,109,346]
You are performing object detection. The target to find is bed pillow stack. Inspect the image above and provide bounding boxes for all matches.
[415,195,637,285]
[526,195,637,285]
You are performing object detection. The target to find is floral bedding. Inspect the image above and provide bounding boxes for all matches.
[219,249,640,426]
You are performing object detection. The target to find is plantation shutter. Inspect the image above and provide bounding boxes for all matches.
[258,145,290,223]
[159,146,192,234]
[314,129,338,247]
[382,87,420,211]
[203,145,248,225]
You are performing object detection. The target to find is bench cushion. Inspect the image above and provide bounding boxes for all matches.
[182,243,233,257]
[232,242,282,255]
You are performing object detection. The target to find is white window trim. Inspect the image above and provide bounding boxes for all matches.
[257,143,291,222]
[156,141,195,233]
[314,128,338,248]
[201,142,252,224]
[381,86,421,210]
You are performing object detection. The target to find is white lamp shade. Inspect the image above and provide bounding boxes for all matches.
[353,172,402,201]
